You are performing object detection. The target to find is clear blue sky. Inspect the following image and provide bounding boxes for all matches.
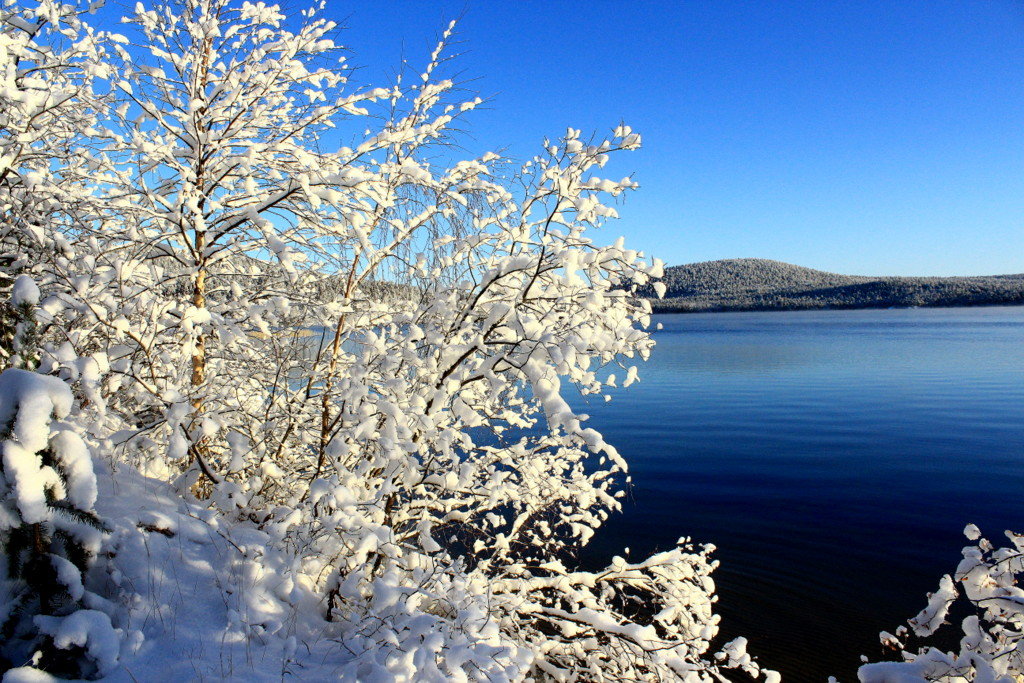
[101,0,1024,276]
[333,0,1024,276]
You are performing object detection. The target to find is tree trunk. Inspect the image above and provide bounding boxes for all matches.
[192,233,206,393]
[315,266,358,478]
[190,230,214,487]
[189,34,214,486]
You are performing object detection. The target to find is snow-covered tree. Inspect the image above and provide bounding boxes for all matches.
[0,0,780,679]
[0,366,114,678]
[4,274,40,370]
[0,0,106,359]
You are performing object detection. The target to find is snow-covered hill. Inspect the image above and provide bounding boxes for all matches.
[644,258,1024,312]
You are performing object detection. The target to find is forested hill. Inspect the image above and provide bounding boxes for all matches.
[644,258,1024,312]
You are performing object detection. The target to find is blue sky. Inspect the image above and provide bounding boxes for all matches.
[97,0,1024,276]
[332,0,1024,276]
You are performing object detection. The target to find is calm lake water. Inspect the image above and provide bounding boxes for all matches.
[572,307,1024,681]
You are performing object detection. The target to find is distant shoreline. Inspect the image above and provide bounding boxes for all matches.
[648,301,1024,314]
[642,258,1024,314]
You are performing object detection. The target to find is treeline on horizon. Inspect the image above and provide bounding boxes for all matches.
[641,258,1024,313]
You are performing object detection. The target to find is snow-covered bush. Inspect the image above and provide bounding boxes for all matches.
[0,0,779,679]
[859,525,1024,682]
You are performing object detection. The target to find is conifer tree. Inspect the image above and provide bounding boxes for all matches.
[0,286,112,678]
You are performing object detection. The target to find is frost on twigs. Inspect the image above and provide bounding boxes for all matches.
[859,524,1024,682]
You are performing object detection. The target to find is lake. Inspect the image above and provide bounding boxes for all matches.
[571,307,1024,680]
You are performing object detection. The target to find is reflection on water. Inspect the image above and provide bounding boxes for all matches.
[572,306,1024,680]
[670,341,821,374]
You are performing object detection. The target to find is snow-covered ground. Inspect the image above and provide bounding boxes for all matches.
[75,464,344,682]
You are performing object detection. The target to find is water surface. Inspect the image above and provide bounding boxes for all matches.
[573,307,1024,680]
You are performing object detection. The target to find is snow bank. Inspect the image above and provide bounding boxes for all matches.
[85,464,347,681]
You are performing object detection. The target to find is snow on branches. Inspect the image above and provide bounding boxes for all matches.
[860,525,1024,682]
[0,0,106,296]
[0,0,778,679]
